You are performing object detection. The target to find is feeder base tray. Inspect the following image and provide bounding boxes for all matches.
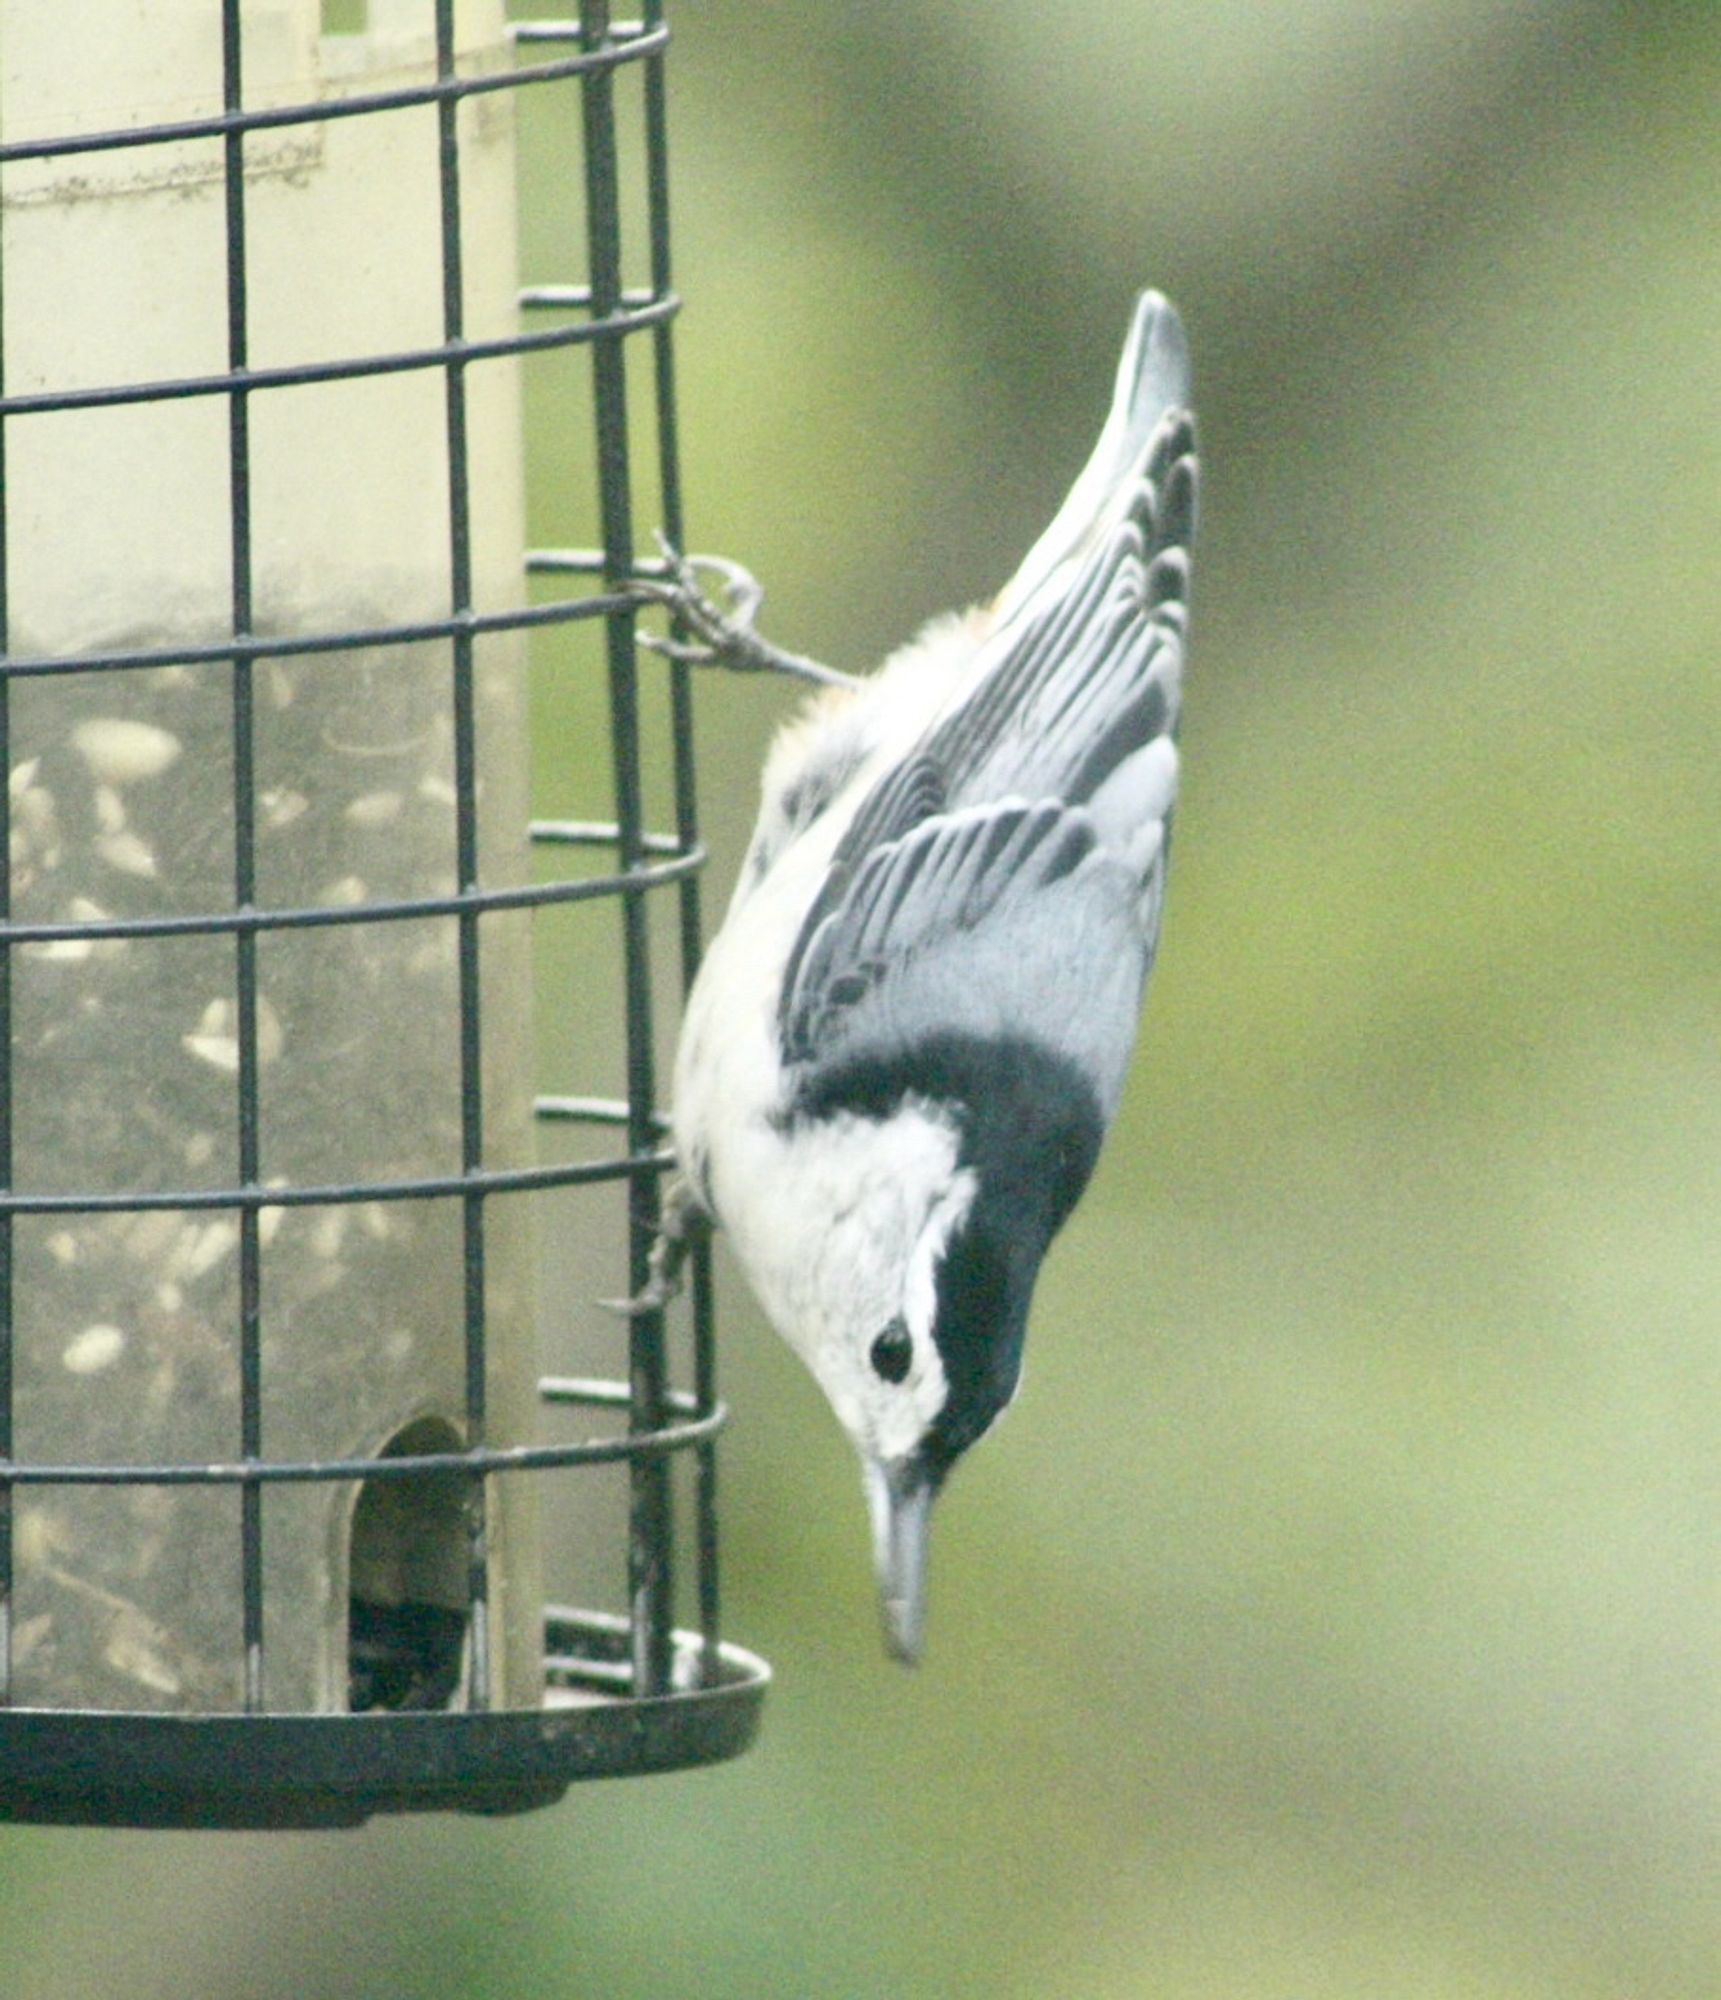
[0,1609,768,1829]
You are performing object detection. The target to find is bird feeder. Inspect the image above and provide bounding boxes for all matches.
[0,0,766,1827]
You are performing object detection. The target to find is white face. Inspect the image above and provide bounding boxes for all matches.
[732,1101,977,1468]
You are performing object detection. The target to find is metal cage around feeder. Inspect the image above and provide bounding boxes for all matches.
[0,0,767,1828]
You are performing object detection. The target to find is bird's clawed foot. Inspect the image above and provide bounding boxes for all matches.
[600,1176,710,1319]
[630,532,859,690]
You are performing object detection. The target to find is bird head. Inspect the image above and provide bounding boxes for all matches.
[851,1197,1037,1664]
[753,1091,1057,1664]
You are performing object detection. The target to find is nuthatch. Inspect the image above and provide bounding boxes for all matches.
[634,293,1196,1662]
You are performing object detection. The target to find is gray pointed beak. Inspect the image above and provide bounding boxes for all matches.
[863,1454,938,1665]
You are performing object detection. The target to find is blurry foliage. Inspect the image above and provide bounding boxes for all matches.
[5,2,1721,1997]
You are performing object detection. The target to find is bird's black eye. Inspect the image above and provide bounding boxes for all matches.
[869,1321,912,1385]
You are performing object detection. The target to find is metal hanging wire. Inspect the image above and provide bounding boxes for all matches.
[0,0,766,1827]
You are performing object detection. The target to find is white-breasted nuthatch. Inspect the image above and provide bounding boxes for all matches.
[632,291,1196,1663]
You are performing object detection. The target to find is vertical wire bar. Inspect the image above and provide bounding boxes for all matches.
[436,0,493,1711]
[640,0,720,1687]
[222,0,268,1714]
[580,0,674,1697]
[0,158,14,1706]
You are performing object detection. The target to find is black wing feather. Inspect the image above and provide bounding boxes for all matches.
[781,802,1097,1068]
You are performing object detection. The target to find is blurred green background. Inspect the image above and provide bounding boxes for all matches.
[5,0,1721,1994]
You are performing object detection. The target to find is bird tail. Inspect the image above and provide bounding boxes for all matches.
[993,291,1193,626]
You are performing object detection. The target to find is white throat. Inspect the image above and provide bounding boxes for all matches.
[726,1099,974,1463]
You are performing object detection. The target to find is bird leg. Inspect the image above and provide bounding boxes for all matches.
[630,533,860,690]
[600,1175,710,1319]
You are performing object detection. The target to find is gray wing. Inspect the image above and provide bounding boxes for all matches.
[779,797,1152,1120]
[776,408,1192,1070]
[823,304,1195,878]
[943,439,1191,812]
[776,293,1195,1100]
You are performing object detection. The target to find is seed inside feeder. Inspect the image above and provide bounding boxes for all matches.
[62,1324,126,1375]
[70,718,183,785]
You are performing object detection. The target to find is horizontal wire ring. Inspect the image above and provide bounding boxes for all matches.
[0,27,668,167]
[0,1386,727,1488]
[0,296,678,421]
[0,840,705,946]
